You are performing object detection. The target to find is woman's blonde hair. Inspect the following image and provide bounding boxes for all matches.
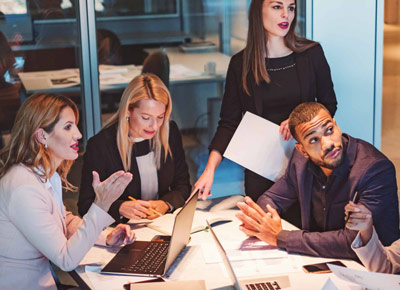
[104,73,172,171]
[0,93,79,191]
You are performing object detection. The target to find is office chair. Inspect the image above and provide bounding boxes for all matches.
[0,83,21,133]
[141,51,170,89]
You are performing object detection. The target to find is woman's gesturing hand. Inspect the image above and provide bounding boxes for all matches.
[92,170,133,212]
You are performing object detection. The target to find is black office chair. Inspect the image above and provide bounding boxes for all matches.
[141,51,170,89]
[0,131,4,150]
[0,83,21,133]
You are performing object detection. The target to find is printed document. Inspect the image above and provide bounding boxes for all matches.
[328,263,400,290]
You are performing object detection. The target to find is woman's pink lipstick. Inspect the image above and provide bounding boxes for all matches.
[71,142,79,151]
[278,22,289,29]
[144,130,156,135]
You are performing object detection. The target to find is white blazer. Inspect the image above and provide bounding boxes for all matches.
[352,227,400,273]
[0,164,114,290]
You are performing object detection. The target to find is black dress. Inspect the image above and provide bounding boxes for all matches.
[263,53,301,124]
[247,53,301,198]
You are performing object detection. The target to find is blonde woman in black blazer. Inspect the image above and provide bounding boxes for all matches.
[78,74,191,223]
[195,0,337,206]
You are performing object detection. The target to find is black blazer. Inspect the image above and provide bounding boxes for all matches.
[209,44,337,156]
[78,121,191,222]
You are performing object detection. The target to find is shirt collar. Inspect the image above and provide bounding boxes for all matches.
[33,166,64,215]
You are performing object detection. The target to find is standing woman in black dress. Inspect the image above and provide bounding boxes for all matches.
[195,0,337,207]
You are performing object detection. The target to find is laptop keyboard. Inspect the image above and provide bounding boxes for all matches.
[124,241,170,274]
[245,281,281,290]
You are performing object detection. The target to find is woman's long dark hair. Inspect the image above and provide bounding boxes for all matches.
[242,0,318,95]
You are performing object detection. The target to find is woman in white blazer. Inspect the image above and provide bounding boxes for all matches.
[345,201,400,273]
[0,93,135,290]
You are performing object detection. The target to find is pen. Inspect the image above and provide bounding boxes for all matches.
[128,196,162,217]
[345,191,359,223]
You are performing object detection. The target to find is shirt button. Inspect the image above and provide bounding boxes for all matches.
[323,207,326,211]
[322,185,326,189]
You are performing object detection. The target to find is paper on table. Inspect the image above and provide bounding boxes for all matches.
[79,245,119,266]
[99,73,134,85]
[201,238,287,264]
[231,256,302,278]
[19,69,80,91]
[328,264,400,290]
[144,209,234,236]
[170,64,201,79]
[129,280,206,290]
[223,112,295,182]
[85,266,150,290]
[99,64,136,74]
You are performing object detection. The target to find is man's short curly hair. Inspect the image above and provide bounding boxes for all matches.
[289,102,331,141]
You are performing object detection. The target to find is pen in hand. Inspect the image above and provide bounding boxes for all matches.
[345,191,359,223]
[128,196,162,217]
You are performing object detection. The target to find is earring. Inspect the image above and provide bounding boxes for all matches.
[44,143,48,149]
[126,116,130,121]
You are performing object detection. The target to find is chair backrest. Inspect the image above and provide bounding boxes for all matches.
[0,83,21,132]
[141,51,170,89]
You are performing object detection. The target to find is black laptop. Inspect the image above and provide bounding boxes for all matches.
[101,190,198,277]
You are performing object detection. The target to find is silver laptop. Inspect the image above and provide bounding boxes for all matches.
[101,191,198,277]
[207,220,291,290]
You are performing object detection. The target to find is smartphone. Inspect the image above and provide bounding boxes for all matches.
[302,261,347,274]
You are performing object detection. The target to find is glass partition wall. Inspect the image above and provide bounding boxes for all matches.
[0,0,99,144]
[0,0,99,213]
[1,0,307,200]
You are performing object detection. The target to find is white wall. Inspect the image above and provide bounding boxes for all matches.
[309,0,383,147]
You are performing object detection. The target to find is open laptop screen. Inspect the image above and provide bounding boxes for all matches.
[207,220,242,290]
[164,190,199,273]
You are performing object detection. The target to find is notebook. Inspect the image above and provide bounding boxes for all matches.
[207,220,291,290]
[101,191,198,277]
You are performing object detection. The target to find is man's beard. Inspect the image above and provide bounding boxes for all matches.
[311,145,344,170]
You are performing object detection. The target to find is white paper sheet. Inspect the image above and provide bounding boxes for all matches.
[201,239,288,264]
[170,64,201,78]
[223,112,295,182]
[19,69,80,91]
[79,245,119,266]
[140,209,234,236]
[99,64,136,74]
[328,264,400,290]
